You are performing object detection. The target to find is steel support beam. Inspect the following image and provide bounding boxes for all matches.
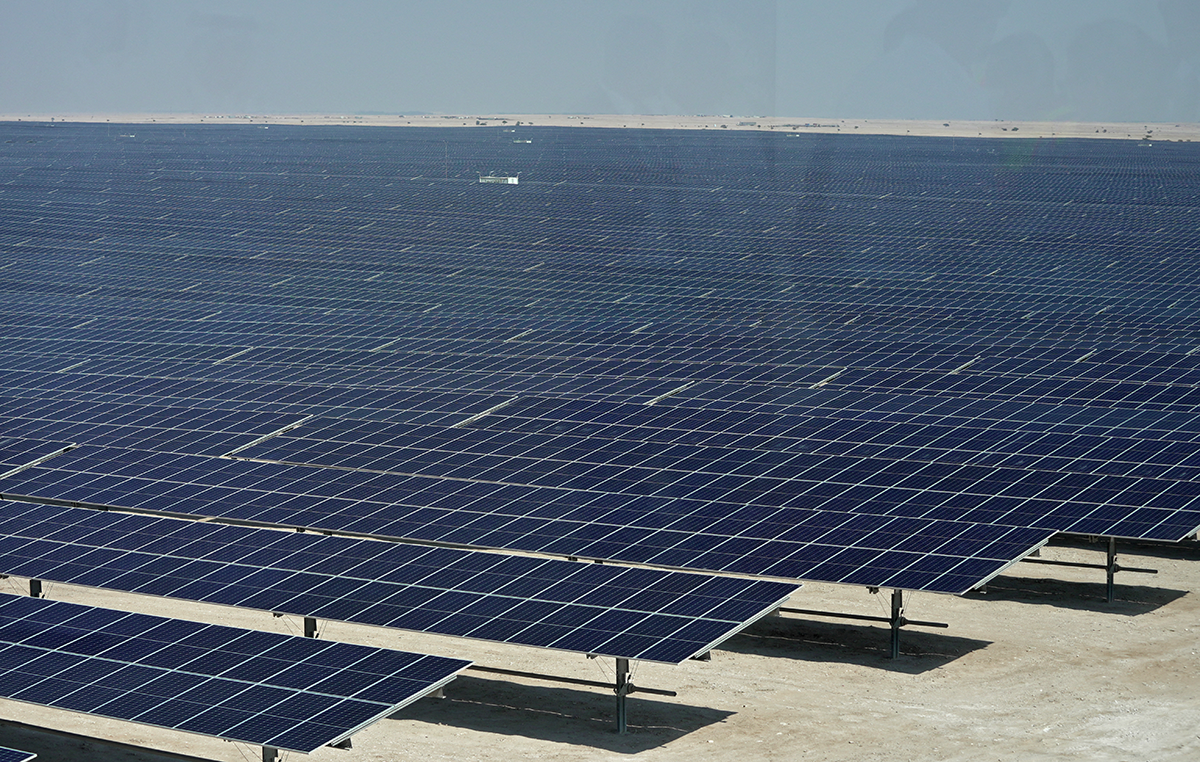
[1106,537,1117,604]
[465,665,675,697]
[1022,538,1156,602]
[614,658,630,734]
[779,606,947,629]
[889,589,903,659]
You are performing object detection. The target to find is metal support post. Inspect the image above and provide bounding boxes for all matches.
[1106,537,1117,604]
[28,579,41,598]
[262,746,279,762]
[304,616,318,638]
[614,657,631,734]
[889,589,903,659]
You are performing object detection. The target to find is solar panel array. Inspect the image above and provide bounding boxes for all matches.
[0,592,468,753]
[0,444,1048,594]
[2,123,1200,607]
[0,500,794,664]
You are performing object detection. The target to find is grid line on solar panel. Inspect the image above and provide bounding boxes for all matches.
[0,592,468,753]
[0,500,797,665]
[0,446,1051,594]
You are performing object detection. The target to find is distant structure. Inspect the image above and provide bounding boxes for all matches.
[478,174,519,184]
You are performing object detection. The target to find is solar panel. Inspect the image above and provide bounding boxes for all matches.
[0,447,1050,595]
[0,500,796,664]
[227,410,1200,541]
[0,747,35,762]
[0,400,307,457]
[0,592,468,753]
[0,438,72,474]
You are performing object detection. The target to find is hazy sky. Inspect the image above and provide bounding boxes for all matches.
[1,1,1197,122]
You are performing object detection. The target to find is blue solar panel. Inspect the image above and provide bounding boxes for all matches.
[0,439,72,472]
[0,399,306,457]
[0,501,796,664]
[0,447,1050,594]
[0,747,35,762]
[0,592,468,753]
[228,410,1200,541]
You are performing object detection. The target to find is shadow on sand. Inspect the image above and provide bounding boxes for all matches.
[394,674,732,753]
[968,573,1188,614]
[718,614,991,674]
[0,719,214,762]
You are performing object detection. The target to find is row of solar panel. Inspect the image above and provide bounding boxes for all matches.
[13,317,1200,373]
[5,195,1194,249]
[8,241,1198,313]
[0,500,795,665]
[5,235,1197,297]
[0,592,468,753]
[5,356,1200,534]
[7,260,1200,317]
[8,366,1200,507]
[9,224,1196,282]
[5,261,1194,323]
[0,442,1053,594]
[9,241,1191,286]
[8,318,1200,370]
[4,352,1200,427]
[12,329,1200,392]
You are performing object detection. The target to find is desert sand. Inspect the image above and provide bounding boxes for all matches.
[1,113,1196,142]
[0,538,1196,762]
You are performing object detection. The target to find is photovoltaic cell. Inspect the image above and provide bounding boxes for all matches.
[0,592,468,753]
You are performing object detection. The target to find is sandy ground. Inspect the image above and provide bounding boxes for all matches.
[0,538,1196,762]
[1,113,1197,142]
